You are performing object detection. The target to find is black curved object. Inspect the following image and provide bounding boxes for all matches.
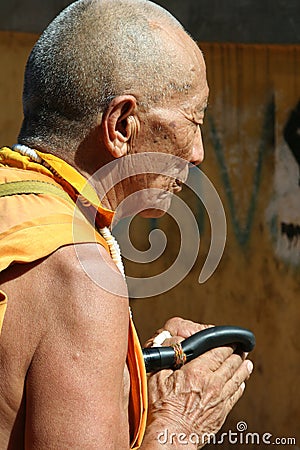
[143,325,255,373]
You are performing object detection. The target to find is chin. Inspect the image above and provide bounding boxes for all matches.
[139,208,167,218]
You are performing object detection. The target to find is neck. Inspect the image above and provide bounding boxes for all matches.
[69,129,126,212]
[15,142,140,224]
[88,176,125,213]
[73,125,114,174]
[11,143,126,278]
[18,136,122,212]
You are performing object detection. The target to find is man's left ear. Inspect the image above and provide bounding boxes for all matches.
[102,95,138,158]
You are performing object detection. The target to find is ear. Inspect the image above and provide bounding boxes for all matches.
[102,95,138,158]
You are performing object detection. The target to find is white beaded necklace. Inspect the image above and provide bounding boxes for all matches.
[12,144,125,279]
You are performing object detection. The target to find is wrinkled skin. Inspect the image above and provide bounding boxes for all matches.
[142,318,253,449]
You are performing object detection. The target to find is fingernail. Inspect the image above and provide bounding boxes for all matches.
[241,382,246,391]
[246,360,254,374]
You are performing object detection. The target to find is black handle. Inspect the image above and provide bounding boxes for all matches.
[143,325,255,373]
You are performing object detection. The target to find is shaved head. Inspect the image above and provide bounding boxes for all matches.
[19,0,200,153]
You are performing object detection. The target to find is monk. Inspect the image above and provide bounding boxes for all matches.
[0,0,253,448]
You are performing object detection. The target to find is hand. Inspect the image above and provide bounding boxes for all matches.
[146,345,253,448]
[144,316,213,348]
[143,317,253,448]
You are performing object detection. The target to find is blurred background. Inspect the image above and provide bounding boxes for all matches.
[1,1,299,448]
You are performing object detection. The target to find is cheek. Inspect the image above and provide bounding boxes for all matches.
[150,119,195,160]
[172,126,195,160]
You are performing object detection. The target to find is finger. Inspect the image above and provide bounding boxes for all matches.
[144,330,171,348]
[227,380,246,411]
[179,345,235,376]
[163,317,214,339]
[221,360,253,399]
[162,336,184,346]
[144,318,215,347]
[195,344,237,370]
[214,352,247,383]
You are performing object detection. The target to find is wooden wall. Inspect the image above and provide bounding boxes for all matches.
[0,32,38,146]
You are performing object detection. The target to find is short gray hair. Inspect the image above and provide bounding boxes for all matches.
[19,0,194,151]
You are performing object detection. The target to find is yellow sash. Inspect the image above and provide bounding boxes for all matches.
[0,146,147,448]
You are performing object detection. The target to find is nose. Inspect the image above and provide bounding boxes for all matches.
[191,126,204,166]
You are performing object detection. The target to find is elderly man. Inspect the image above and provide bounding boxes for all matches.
[0,0,253,448]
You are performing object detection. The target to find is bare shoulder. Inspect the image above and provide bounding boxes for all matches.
[0,243,130,448]
[0,242,128,347]
[37,242,129,328]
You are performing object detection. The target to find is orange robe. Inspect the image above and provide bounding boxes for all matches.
[0,147,147,449]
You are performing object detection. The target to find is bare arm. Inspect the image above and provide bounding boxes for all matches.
[25,243,130,449]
